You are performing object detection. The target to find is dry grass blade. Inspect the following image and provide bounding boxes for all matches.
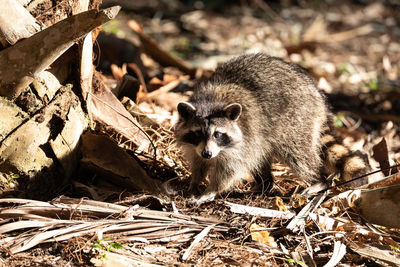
[6,223,95,254]
[0,198,47,205]
[0,197,227,254]
[91,251,165,267]
[225,201,295,219]
[323,240,346,267]
[182,224,214,261]
[0,220,67,234]
[55,197,128,212]
[287,192,328,232]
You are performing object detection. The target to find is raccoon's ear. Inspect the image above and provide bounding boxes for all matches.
[177,101,196,119]
[224,103,242,121]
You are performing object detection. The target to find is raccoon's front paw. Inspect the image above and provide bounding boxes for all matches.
[189,192,216,205]
[161,181,177,196]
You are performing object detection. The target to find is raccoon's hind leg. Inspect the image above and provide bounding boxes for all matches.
[282,144,321,183]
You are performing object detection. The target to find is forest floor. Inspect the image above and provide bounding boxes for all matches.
[2,0,400,266]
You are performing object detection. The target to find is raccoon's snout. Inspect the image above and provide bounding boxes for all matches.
[201,150,213,159]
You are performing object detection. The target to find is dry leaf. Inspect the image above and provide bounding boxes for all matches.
[372,138,392,176]
[290,194,307,209]
[273,196,287,211]
[250,224,278,248]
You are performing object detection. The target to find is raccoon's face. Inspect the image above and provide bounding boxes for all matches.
[175,101,243,159]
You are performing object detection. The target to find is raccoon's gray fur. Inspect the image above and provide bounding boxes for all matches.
[175,53,368,203]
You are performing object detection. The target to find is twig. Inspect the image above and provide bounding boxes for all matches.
[128,20,196,77]
[137,76,187,104]
[342,111,400,123]
[318,24,374,43]
[251,0,285,24]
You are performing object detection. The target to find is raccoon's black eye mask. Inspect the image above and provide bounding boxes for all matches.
[182,130,203,145]
[213,131,231,147]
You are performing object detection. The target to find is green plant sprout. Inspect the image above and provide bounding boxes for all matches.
[389,245,400,252]
[367,78,379,91]
[7,172,19,185]
[334,113,345,127]
[285,258,306,266]
[93,238,124,259]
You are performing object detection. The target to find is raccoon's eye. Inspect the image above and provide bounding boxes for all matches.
[213,131,222,139]
[214,132,231,147]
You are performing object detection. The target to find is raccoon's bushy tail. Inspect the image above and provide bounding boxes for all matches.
[320,116,370,186]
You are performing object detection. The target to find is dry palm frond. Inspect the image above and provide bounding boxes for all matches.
[0,196,227,254]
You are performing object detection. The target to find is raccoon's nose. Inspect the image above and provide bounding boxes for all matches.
[202,150,212,159]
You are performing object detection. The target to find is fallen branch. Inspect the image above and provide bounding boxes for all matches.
[128,20,196,77]
[318,24,375,43]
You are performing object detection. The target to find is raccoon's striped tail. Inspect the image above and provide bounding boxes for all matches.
[320,117,370,187]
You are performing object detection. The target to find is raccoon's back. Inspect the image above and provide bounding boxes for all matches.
[210,53,317,97]
[208,53,327,121]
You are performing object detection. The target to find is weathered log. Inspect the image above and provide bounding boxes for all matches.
[0,85,87,199]
[0,98,28,141]
[0,0,42,47]
[0,6,120,99]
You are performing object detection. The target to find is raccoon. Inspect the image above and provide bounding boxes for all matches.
[174,53,368,203]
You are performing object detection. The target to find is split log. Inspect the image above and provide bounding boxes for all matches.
[0,6,120,99]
